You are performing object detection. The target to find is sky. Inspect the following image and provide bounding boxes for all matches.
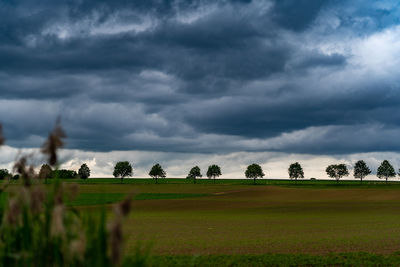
[1,0,400,178]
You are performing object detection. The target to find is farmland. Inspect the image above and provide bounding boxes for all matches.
[59,179,400,262]
[5,178,400,265]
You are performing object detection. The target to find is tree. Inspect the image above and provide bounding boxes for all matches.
[186,166,202,184]
[78,163,91,179]
[245,163,265,184]
[206,165,221,183]
[0,169,9,180]
[377,160,395,184]
[288,162,304,184]
[149,163,166,184]
[52,169,78,179]
[38,164,52,184]
[326,164,349,183]
[113,161,133,182]
[353,160,371,184]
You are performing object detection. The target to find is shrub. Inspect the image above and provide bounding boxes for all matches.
[0,169,9,180]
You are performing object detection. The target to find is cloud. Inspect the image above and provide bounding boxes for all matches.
[0,0,400,160]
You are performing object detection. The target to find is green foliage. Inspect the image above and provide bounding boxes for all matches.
[377,160,396,183]
[113,161,133,180]
[288,162,304,182]
[206,165,222,182]
[0,169,9,180]
[78,163,91,179]
[52,169,78,179]
[245,164,264,184]
[148,164,166,183]
[325,164,349,182]
[353,160,371,183]
[0,176,138,266]
[186,166,202,184]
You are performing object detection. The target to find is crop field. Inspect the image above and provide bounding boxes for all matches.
[70,180,400,255]
[7,178,400,265]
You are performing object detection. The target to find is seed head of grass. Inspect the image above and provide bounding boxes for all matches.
[41,121,66,166]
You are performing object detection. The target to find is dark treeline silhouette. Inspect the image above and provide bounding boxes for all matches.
[2,158,400,184]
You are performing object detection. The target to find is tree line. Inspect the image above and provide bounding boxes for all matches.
[0,159,398,184]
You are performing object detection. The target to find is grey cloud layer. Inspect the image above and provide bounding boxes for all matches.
[1,0,400,154]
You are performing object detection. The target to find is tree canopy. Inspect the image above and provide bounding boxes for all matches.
[377,160,395,184]
[288,162,304,182]
[206,165,222,182]
[149,163,166,183]
[245,163,265,184]
[187,166,202,184]
[353,160,371,183]
[78,163,91,179]
[326,164,349,183]
[113,161,133,181]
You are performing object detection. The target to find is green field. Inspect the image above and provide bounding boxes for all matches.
[76,180,400,252]
[6,178,400,265]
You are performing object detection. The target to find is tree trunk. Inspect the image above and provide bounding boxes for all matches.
[386,177,388,184]
[214,176,215,183]
[156,177,158,184]
[194,177,196,184]
[254,177,256,185]
[361,177,363,184]
[295,177,297,185]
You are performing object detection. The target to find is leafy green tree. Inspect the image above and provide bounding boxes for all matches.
[78,163,91,179]
[149,163,166,184]
[38,164,52,184]
[377,160,395,184]
[326,164,349,183]
[0,169,9,180]
[52,169,78,179]
[245,163,265,184]
[113,161,133,182]
[206,164,222,183]
[187,166,202,184]
[288,162,304,184]
[353,160,371,184]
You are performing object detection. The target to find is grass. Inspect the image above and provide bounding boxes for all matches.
[134,193,209,200]
[35,177,400,189]
[0,192,210,207]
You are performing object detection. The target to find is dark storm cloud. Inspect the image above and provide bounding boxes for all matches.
[271,0,335,31]
[1,0,400,155]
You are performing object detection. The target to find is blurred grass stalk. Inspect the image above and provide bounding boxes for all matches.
[0,122,148,266]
